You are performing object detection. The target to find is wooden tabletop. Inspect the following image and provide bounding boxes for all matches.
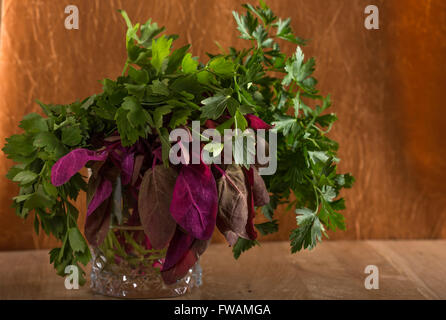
[0,240,445,300]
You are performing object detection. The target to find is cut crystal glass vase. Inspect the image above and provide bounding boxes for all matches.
[90,225,202,298]
[87,171,202,299]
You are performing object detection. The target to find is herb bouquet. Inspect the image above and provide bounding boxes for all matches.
[3,1,353,298]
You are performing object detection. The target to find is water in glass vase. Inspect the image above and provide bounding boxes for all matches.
[90,225,202,298]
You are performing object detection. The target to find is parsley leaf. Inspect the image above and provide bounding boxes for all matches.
[151,36,173,74]
[255,220,279,235]
[290,208,325,252]
[233,237,259,259]
[201,89,239,119]
[181,53,198,74]
[209,57,235,78]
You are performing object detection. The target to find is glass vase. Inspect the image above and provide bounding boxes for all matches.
[87,170,202,299]
[90,224,202,298]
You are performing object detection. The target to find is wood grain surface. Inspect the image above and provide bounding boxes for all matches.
[0,241,445,300]
[0,0,445,250]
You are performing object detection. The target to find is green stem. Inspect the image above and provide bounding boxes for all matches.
[121,60,129,76]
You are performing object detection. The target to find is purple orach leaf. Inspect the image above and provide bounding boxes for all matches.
[131,154,144,185]
[245,114,273,130]
[217,216,247,246]
[162,228,194,271]
[86,173,100,208]
[127,205,141,226]
[220,229,238,246]
[144,235,152,250]
[89,161,106,179]
[193,239,210,256]
[170,162,218,240]
[84,198,111,247]
[85,175,111,246]
[51,148,108,186]
[121,152,134,185]
[252,167,270,207]
[243,167,258,240]
[138,165,178,249]
[204,119,218,129]
[162,249,197,285]
[161,238,209,285]
[216,165,250,243]
[110,176,123,224]
[87,179,113,216]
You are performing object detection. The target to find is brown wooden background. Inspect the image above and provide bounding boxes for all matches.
[0,0,445,251]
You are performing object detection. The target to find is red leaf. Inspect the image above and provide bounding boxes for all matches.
[216,165,250,243]
[204,119,218,129]
[131,154,144,185]
[85,199,111,247]
[162,228,194,271]
[138,165,178,249]
[85,175,111,246]
[252,167,270,206]
[245,114,273,130]
[170,162,218,240]
[51,148,108,186]
[87,179,113,216]
[243,167,257,240]
[161,250,197,285]
[161,238,209,285]
[120,152,134,185]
